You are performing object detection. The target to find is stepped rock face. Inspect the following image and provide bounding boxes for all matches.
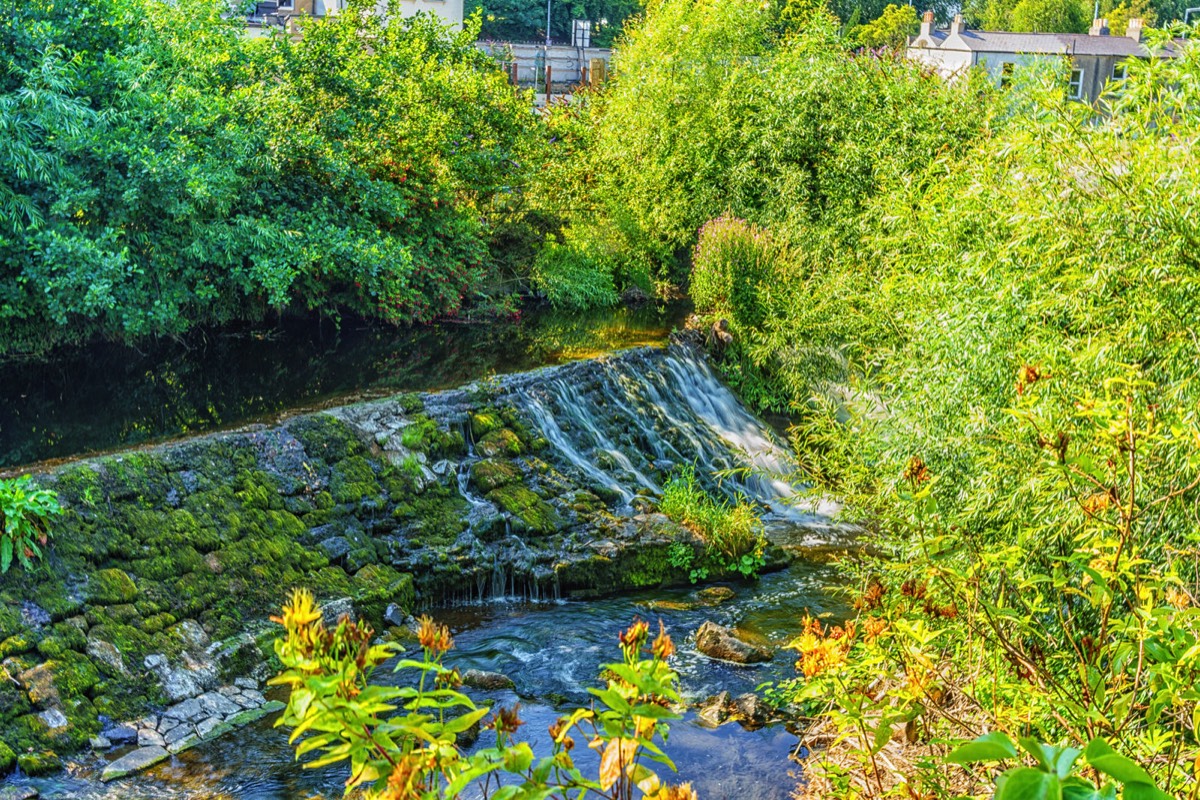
[0,344,817,772]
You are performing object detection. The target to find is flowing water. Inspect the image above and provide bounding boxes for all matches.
[2,308,855,799]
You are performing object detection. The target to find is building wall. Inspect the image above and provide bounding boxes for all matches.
[476,43,613,85]
[908,44,1130,103]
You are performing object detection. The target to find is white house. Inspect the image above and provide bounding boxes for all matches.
[245,0,464,37]
[907,12,1179,102]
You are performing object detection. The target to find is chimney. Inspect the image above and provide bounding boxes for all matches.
[1088,17,1109,35]
[920,10,934,39]
[1127,17,1144,40]
[949,13,965,35]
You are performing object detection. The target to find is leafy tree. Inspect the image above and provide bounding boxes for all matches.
[850,3,920,47]
[471,0,642,44]
[1008,0,1089,31]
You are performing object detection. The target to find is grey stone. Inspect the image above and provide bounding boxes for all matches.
[229,693,257,709]
[167,733,201,755]
[319,536,351,561]
[195,716,233,741]
[696,692,733,727]
[174,620,210,651]
[163,724,195,745]
[101,746,170,782]
[20,602,51,629]
[319,598,355,627]
[157,717,179,734]
[233,677,258,690]
[87,638,130,677]
[164,698,205,722]
[733,693,770,729]
[239,689,266,706]
[38,708,69,731]
[384,603,412,628]
[137,728,166,748]
[90,735,113,750]
[198,691,241,717]
[144,654,203,702]
[101,724,138,745]
[218,686,240,697]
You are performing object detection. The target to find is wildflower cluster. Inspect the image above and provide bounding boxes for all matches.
[270,593,696,800]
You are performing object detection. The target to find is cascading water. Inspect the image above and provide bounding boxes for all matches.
[495,343,838,524]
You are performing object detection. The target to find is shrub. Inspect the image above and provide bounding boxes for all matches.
[0,476,61,573]
[660,466,766,579]
[530,232,619,310]
[691,216,778,330]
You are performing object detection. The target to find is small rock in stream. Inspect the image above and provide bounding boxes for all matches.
[101,746,169,782]
[461,669,515,691]
[694,621,773,664]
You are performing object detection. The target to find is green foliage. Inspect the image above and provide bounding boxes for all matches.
[737,36,1200,799]
[0,476,60,573]
[660,466,766,579]
[968,0,1089,31]
[531,232,619,310]
[0,0,535,355]
[534,0,991,302]
[471,0,639,45]
[947,734,1171,800]
[270,589,694,799]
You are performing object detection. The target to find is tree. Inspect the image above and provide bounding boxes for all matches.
[1008,0,1089,30]
[850,3,920,47]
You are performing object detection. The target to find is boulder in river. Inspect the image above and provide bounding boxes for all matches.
[461,669,515,691]
[101,745,169,782]
[694,622,773,664]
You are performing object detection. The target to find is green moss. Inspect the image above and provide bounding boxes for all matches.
[392,487,469,543]
[0,739,14,776]
[477,429,522,458]
[470,459,521,493]
[330,456,382,505]
[470,410,503,439]
[0,635,32,660]
[485,485,561,535]
[49,650,100,697]
[86,569,138,605]
[290,414,367,464]
[352,565,415,623]
[17,750,62,776]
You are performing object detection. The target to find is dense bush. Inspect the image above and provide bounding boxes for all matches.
[723,35,1200,799]
[0,0,535,355]
[660,466,766,579]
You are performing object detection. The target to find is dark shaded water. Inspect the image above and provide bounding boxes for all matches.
[12,554,844,800]
[0,303,689,470]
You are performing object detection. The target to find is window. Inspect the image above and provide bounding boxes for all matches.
[1067,68,1084,100]
[1000,62,1015,89]
[278,0,295,8]
[1111,63,1128,82]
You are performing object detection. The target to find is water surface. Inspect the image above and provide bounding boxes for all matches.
[0,303,689,470]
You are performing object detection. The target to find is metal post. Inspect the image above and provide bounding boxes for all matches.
[546,0,552,45]
[1186,6,1200,24]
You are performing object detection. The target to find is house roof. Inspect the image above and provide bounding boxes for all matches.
[915,29,1179,57]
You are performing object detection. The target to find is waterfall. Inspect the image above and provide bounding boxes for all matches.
[493,343,837,524]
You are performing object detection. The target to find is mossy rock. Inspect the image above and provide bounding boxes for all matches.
[17,750,61,776]
[352,565,416,623]
[477,429,522,458]
[485,486,561,535]
[0,738,14,776]
[330,456,383,505]
[86,569,138,605]
[289,415,367,464]
[49,650,101,698]
[470,459,521,493]
[469,410,503,439]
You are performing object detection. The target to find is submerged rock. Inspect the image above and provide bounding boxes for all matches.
[697,586,736,605]
[101,745,169,782]
[461,669,516,691]
[694,622,773,665]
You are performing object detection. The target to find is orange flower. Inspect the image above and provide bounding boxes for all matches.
[416,615,454,653]
[620,619,650,654]
[652,621,676,660]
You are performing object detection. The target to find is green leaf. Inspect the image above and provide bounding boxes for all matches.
[1084,739,1155,786]
[946,732,1019,764]
[995,767,1059,800]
